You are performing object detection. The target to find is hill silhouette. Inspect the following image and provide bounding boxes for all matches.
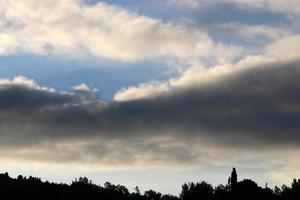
[0,168,299,200]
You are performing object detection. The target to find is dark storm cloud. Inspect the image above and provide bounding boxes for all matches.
[0,85,74,110]
[105,59,300,147]
[1,59,300,150]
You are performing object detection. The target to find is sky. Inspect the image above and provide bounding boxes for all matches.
[0,0,300,195]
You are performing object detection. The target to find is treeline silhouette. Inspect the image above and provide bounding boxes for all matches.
[0,168,300,200]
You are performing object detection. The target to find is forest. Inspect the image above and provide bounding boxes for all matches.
[0,168,300,200]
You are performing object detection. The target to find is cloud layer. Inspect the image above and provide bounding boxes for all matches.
[0,0,241,63]
[114,34,300,101]
[1,56,300,169]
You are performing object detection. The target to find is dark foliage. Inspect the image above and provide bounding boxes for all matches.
[0,169,299,200]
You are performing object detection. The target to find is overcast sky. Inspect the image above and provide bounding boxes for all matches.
[0,0,300,195]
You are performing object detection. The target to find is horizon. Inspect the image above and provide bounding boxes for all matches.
[0,167,299,195]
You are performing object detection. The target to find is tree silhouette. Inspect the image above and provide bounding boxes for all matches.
[0,169,300,200]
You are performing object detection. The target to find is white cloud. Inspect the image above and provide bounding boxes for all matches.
[265,35,300,60]
[72,83,90,93]
[114,34,300,101]
[0,76,55,92]
[0,0,241,63]
[114,81,170,101]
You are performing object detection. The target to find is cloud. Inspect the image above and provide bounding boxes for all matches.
[115,34,300,101]
[112,59,300,148]
[265,35,300,60]
[0,76,55,92]
[168,0,300,14]
[210,24,291,41]
[0,0,241,63]
[114,81,170,102]
[0,55,300,168]
[114,35,300,101]
[72,83,90,93]
[238,25,290,40]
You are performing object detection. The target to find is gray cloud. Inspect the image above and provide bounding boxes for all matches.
[1,60,300,166]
